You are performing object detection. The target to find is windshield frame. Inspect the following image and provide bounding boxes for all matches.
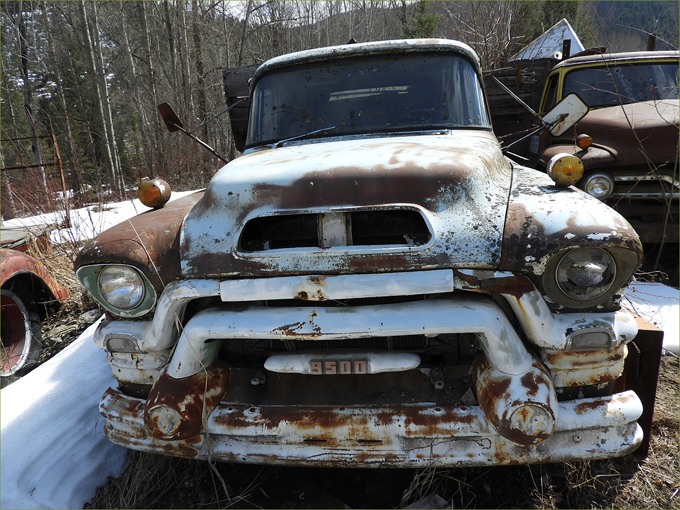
[246,52,491,148]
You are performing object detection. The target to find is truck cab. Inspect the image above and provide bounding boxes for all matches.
[531,51,679,243]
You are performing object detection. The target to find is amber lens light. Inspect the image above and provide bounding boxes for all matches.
[576,134,593,150]
[547,154,584,186]
[138,178,171,208]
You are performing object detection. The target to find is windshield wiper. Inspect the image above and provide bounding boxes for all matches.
[273,126,337,148]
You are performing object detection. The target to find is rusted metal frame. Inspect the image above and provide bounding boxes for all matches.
[165,295,533,379]
[106,349,173,386]
[475,356,558,445]
[615,316,664,458]
[452,269,639,351]
[100,388,643,466]
[540,343,628,387]
[501,290,638,351]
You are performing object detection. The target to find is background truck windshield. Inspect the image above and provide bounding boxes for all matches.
[563,61,679,108]
[247,53,490,147]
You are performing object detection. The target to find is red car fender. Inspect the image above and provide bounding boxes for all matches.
[1,248,71,302]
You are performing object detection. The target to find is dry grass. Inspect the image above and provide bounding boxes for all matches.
[85,356,679,509]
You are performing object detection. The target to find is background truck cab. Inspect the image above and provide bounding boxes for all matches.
[529,51,679,244]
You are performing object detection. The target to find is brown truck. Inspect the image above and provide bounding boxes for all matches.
[491,50,679,244]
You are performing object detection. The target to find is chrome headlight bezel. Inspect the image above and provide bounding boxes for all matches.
[542,247,637,310]
[583,172,614,200]
[76,264,157,318]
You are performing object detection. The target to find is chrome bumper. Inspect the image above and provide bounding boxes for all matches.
[101,388,643,467]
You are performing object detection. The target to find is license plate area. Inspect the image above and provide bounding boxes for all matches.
[264,350,421,375]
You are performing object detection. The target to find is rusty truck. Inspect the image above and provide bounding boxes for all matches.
[74,39,654,467]
[489,49,679,245]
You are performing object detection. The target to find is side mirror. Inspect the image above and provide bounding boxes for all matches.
[156,103,229,163]
[158,103,184,133]
[541,93,589,136]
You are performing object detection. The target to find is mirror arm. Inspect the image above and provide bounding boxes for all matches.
[489,75,539,117]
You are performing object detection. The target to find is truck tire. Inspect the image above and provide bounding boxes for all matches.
[1,288,42,378]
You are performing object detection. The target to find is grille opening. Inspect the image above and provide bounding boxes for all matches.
[240,214,318,251]
[351,210,430,246]
[240,209,431,252]
[217,332,483,370]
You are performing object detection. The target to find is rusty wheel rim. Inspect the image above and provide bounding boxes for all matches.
[1,290,31,377]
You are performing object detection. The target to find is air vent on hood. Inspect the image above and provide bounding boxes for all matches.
[239,209,431,252]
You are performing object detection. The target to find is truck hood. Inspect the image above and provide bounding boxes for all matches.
[576,99,679,164]
[180,131,513,277]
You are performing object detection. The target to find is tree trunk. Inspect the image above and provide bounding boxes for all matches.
[238,0,253,66]
[42,2,84,205]
[15,1,47,188]
[121,6,154,177]
[91,2,124,195]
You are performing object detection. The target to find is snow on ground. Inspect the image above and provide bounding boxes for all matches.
[0,320,128,509]
[2,190,199,244]
[624,280,679,355]
[1,193,678,509]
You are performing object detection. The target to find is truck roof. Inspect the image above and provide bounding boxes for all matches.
[252,38,481,83]
[553,50,679,70]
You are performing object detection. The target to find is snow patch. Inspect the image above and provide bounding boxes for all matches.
[1,321,129,509]
[623,281,679,355]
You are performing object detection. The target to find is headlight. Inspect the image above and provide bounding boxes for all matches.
[583,173,614,200]
[542,248,622,309]
[98,265,145,309]
[76,264,157,317]
[556,248,616,301]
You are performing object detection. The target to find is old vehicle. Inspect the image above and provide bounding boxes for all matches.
[75,39,649,467]
[528,51,679,243]
[1,229,71,378]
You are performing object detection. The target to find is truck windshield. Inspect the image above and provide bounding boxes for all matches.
[563,61,679,108]
[247,53,490,147]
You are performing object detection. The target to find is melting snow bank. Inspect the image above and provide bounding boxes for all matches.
[623,281,679,355]
[0,319,129,510]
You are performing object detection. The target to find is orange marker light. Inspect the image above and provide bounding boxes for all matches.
[138,178,171,209]
[576,134,593,150]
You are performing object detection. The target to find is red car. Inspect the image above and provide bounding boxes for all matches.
[1,229,70,378]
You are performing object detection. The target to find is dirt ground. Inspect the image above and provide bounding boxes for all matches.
[81,355,678,510]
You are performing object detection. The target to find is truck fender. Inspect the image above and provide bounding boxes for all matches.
[538,144,617,170]
[74,192,205,292]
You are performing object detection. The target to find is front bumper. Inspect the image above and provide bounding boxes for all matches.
[101,387,643,467]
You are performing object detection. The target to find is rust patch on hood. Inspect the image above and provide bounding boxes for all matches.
[499,166,642,275]
[181,133,513,278]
